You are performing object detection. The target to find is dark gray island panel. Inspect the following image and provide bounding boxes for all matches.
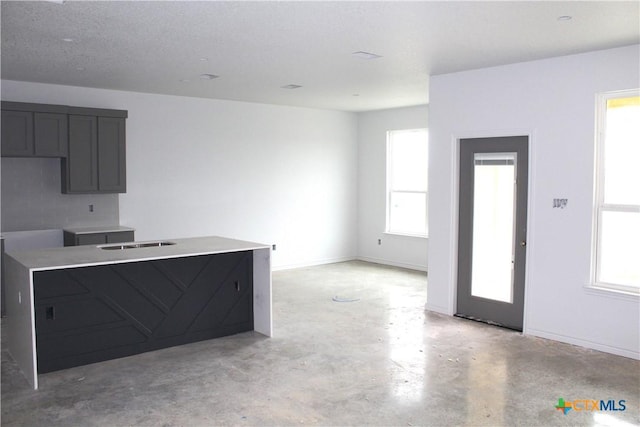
[33,251,253,373]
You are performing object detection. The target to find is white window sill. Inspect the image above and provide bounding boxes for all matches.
[584,284,639,301]
[384,232,428,239]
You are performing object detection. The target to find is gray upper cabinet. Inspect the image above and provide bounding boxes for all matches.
[34,112,68,157]
[62,107,127,194]
[1,110,34,156]
[1,102,68,157]
[97,117,126,193]
[63,115,99,192]
[1,101,127,193]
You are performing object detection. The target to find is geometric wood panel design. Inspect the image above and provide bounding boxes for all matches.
[33,251,253,373]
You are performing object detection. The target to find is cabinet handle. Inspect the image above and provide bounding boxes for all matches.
[46,306,55,320]
[235,280,240,292]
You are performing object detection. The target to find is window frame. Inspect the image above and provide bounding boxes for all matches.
[591,88,640,295]
[385,128,429,238]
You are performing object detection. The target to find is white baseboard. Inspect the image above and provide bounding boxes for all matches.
[356,256,427,272]
[425,303,451,315]
[273,256,428,273]
[272,256,357,272]
[524,328,639,360]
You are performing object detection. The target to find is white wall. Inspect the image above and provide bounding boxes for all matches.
[427,45,640,359]
[1,80,358,270]
[357,106,429,271]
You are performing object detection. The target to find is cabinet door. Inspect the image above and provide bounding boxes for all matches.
[106,231,134,244]
[64,115,98,193]
[34,112,68,157]
[76,233,107,246]
[34,269,147,374]
[98,117,126,192]
[1,110,34,156]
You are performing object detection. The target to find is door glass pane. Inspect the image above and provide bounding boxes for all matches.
[471,153,516,303]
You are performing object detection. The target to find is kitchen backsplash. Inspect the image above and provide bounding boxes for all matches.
[1,157,119,231]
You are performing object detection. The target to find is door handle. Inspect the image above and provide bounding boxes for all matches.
[520,241,527,247]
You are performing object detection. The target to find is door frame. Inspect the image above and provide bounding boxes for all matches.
[448,129,536,334]
[456,136,528,330]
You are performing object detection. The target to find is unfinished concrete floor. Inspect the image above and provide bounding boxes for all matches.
[2,261,639,426]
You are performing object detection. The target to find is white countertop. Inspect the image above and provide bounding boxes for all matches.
[6,235,270,271]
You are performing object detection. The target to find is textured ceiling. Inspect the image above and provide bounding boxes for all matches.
[2,1,639,112]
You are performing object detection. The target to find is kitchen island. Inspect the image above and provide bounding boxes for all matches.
[4,235,272,389]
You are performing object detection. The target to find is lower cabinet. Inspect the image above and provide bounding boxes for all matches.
[33,251,254,373]
[63,230,135,246]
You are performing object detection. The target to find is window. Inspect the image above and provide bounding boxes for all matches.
[592,90,640,294]
[386,129,428,237]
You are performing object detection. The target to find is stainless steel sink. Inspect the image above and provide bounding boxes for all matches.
[137,241,176,248]
[100,244,136,250]
[99,241,176,250]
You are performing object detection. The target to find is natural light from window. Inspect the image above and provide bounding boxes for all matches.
[387,129,428,237]
[593,90,640,294]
